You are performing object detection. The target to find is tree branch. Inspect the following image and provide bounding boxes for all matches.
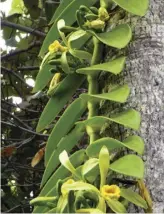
[1,41,41,60]
[1,19,46,37]
[1,121,49,137]
[2,67,32,87]
[17,66,39,71]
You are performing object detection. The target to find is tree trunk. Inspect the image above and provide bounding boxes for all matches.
[103,0,164,212]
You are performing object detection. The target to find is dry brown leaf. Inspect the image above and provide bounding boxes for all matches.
[31,147,45,167]
[1,146,16,157]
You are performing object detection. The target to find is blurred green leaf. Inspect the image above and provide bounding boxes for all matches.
[112,0,149,16]
[110,155,144,178]
[80,84,130,103]
[41,126,85,187]
[76,109,141,131]
[86,135,144,157]
[36,74,85,132]
[88,24,132,49]
[120,188,148,209]
[9,0,25,15]
[106,198,127,213]
[77,56,126,75]
[45,98,86,165]
[32,63,54,93]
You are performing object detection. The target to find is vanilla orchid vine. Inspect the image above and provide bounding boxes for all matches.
[30,0,152,213]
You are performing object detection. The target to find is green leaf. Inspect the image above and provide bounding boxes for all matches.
[82,158,99,183]
[33,150,86,213]
[69,49,92,61]
[49,0,75,25]
[36,74,85,132]
[30,196,57,206]
[76,109,141,131]
[88,24,132,49]
[62,181,99,193]
[9,0,25,15]
[112,0,149,16]
[77,56,126,75]
[76,208,104,213]
[41,126,84,187]
[86,135,144,157]
[32,63,54,93]
[120,188,148,209]
[80,84,130,103]
[46,207,57,213]
[109,109,141,130]
[99,146,110,188]
[110,155,144,178]
[68,30,92,61]
[68,30,90,49]
[122,135,144,155]
[106,198,127,213]
[45,98,86,165]
[39,0,98,56]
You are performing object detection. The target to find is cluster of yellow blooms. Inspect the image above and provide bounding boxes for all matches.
[61,179,120,200]
[48,40,68,53]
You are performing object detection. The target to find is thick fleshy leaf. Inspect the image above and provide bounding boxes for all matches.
[80,84,130,103]
[41,126,84,187]
[30,196,57,206]
[49,0,73,25]
[39,0,98,56]
[76,109,141,131]
[76,208,104,213]
[33,150,86,213]
[36,74,85,132]
[82,158,99,183]
[77,56,126,75]
[32,63,54,93]
[68,30,92,61]
[99,146,110,187]
[88,24,132,49]
[45,98,86,165]
[86,135,144,157]
[110,155,144,178]
[46,207,57,213]
[106,198,127,213]
[62,181,99,193]
[69,49,92,61]
[112,0,149,16]
[120,188,148,209]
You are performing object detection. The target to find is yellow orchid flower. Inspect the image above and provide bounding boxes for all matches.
[48,40,68,53]
[101,185,120,200]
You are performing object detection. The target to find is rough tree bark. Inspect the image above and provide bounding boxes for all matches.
[126,0,164,212]
[102,0,164,212]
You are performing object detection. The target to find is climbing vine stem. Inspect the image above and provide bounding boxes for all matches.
[87,37,103,144]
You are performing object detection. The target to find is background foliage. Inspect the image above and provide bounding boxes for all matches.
[1,0,60,212]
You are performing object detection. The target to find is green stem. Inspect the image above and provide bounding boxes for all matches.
[87,37,103,144]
